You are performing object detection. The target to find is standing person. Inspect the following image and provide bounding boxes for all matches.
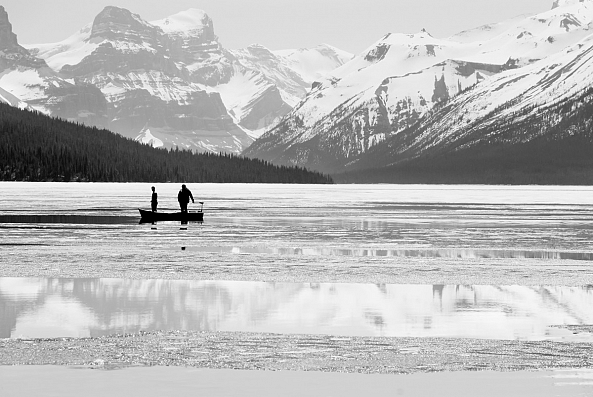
[177,184,194,213]
[151,186,158,212]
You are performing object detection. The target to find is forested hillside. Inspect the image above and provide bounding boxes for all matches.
[0,103,332,184]
[334,86,593,184]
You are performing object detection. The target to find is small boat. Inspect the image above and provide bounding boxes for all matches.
[138,208,204,223]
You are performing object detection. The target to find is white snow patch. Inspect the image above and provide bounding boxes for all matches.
[136,128,164,148]
[151,9,209,35]
[25,24,98,71]
[217,70,270,122]
[273,44,354,83]
[0,69,47,102]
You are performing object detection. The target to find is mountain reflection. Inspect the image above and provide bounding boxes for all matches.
[1,278,592,340]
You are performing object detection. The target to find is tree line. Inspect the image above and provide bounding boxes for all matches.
[0,103,333,184]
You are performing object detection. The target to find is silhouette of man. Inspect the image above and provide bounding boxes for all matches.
[177,184,194,213]
[151,186,158,212]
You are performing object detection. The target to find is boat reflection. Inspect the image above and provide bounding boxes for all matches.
[1,278,592,340]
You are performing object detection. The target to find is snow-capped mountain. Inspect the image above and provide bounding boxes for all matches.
[244,0,593,172]
[347,32,593,176]
[1,6,350,154]
[219,44,352,137]
[0,6,107,124]
[274,44,355,85]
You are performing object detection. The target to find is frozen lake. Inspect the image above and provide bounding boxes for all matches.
[2,182,593,341]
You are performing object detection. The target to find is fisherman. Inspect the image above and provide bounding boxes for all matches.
[177,184,194,213]
[151,186,158,212]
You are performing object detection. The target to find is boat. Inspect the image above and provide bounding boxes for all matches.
[138,208,204,223]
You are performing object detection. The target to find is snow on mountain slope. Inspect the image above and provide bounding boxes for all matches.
[291,0,593,128]
[151,8,229,86]
[135,128,164,148]
[452,0,593,66]
[341,32,593,179]
[447,15,531,44]
[0,64,107,123]
[150,8,349,140]
[151,8,211,37]
[282,30,472,130]
[0,5,107,123]
[553,0,587,8]
[385,32,593,159]
[226,44,311,107]
[243,30,501,169]
[217,69,270,122]
[28,25,97,71]
[212,44,351,138]
[215,45,313,137]
[0,69,46,105]
[245,0,593,172]
[0,86,28,109]
[216,68,291,138]
[273,44,354,84]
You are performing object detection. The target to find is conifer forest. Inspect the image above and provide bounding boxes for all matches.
[0,103,333,184]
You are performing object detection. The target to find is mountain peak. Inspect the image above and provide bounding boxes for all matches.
[93,6,148,26]
[0,5,46,68]
[420,28,433,37]
[151,8,211,34]
[151,8,216,44]
[90,6,155,42]
[243,43,276,59]
[552,0,588,9]
[0,5,19,50]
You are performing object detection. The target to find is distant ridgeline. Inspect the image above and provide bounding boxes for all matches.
[0,103,333,183]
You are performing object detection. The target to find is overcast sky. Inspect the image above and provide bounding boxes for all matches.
[4,0,552,54]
